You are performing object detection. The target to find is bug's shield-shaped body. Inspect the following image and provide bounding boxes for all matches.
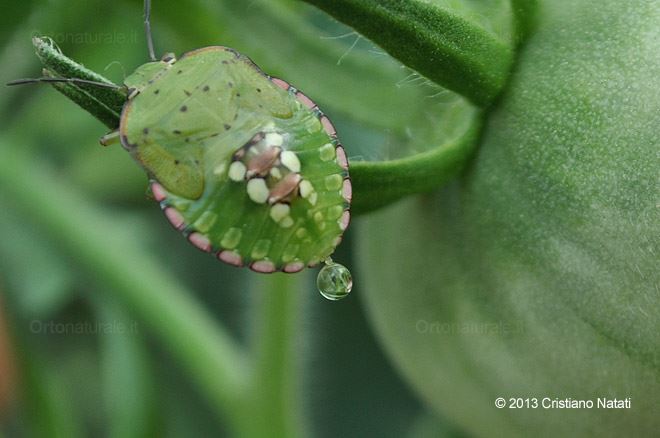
[119,47,351,273]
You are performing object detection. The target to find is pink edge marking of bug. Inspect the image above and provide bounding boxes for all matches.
[320,115,337,137]
[332,236,343,248]
[188,232,212,253]
[335,146,349,170]
[342,178,353,203]
[164,207,185,230]
[151,182,167,202]
[295,91,318,110]
[251,260,276,273]
[271,77,290,91]
[218,250,243,267]
[284,261,305,273]
[339,210,351,231]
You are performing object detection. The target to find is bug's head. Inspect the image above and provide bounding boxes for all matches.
[124,53,177,99]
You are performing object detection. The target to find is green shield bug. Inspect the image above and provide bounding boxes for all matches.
[9,0,353,299]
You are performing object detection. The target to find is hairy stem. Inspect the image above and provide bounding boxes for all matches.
[302,0,514,106]
[236,274,307,437]
[351,110,483,213]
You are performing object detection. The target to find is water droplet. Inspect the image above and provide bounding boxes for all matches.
[316,261,352,301]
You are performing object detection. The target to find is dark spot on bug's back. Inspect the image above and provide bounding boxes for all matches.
[148,79,154,84]
[203,85,210,92]
[185,137,190,143]
[180,105,187,112]
[143,128,149,134]
[177,70,183,74]
[154,89,160,94]
[224,124,231,131]
[184,90,191,96]
[210,133,220,137]
[228,82,233,88]
[173,130,181,135]
[236,93,241,97]
[257,88,261,93]
[258,104,263,109]
[174,160,180,165]
[194,160,200,165]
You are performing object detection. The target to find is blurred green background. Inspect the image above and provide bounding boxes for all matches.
[0,0,466,436]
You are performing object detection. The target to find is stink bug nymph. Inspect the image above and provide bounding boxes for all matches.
[9,0,353,299]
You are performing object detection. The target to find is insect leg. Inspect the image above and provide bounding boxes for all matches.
[6,77,122,89]
[99,130,120,147]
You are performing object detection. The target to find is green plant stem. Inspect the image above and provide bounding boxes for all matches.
[94,298,155,438]
[302,0,514,106]
[0,146,248,433]
[511,0,539,44]
[238,274,306,438]
[351,111,483,213]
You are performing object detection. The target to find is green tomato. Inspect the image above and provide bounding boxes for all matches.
[359,0,659,435]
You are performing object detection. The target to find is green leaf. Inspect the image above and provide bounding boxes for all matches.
[358,0,660,435]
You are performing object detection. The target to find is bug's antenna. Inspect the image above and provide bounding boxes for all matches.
[6,77,122,89]
[144,0,157,61]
